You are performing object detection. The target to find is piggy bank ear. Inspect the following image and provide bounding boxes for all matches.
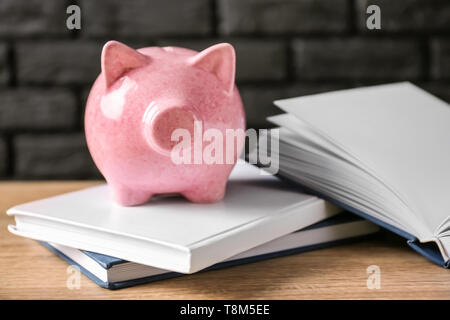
[189,43,236,94]
[101,41,150,88]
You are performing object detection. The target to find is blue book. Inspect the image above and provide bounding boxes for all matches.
[263,83,450,268]
[42,212,379,290]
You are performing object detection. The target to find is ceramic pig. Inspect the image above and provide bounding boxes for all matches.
[85,41,246,206]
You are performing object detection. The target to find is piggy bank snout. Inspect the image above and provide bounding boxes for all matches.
[143,103,197,156]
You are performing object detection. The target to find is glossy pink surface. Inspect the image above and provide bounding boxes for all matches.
[85,41,246,206]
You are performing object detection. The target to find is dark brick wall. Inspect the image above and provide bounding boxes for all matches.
[0,0,449,179]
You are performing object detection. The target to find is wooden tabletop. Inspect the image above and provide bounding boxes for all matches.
[1,181,450,300]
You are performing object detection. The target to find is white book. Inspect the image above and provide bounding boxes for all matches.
[7,160,340,273]
[262,82,450,267]
[42,212,378,289]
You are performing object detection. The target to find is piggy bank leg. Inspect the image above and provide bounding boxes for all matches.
[182,180,227,203]
[110,183,153,206]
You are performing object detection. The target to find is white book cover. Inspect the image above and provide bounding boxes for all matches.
[7,160,340,273]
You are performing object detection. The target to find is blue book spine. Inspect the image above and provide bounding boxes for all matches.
[41,232,377,290]
[274,174,450,268]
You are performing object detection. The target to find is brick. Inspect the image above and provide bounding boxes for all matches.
[356,0,450,32]
[218,0,349,35]
[81,87,91,107]
[156,39,287,82]
[240,86,289,128]
[241,83,348,128]
[0,89,77,131]
[0,136,7,176]
[14,133,100,179]
[233,40,287,82]
[80,87,92,126]
[16,41,101,85]
[0,43,9,84]
[80,0,211,37]
[0,0,67,37]
[431,39,450,80]
[292,38,422,80]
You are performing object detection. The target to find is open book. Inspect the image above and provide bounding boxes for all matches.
[261,82,450,267]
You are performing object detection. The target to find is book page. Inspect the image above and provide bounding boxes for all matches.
[275,83,450,239]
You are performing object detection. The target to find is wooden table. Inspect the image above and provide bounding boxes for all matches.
[1,181,449,300]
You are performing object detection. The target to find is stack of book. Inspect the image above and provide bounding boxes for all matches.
[6,160,378,289]
[7,82,450,290]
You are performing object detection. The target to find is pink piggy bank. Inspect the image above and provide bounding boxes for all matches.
[85,41,246,206]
